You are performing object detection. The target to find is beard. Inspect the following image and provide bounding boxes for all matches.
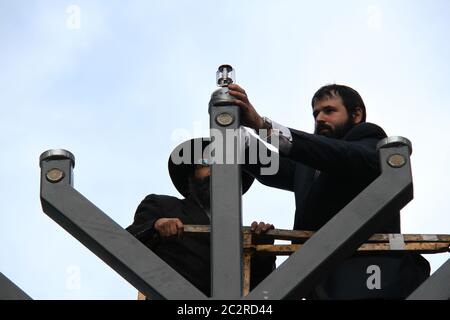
[188,175,210,210]
[315,116,355,139]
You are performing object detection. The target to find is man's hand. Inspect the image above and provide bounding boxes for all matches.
[251,221,274,234]
[154,218,184,238]
[250,221,275,245]
[228,84,264,130]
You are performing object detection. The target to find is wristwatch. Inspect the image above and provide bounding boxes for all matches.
[261,116,273,130]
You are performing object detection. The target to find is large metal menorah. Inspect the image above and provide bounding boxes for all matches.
[35,136,449,300]
[2,66,450,300]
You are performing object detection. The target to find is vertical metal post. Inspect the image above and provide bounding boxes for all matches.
[208,65,243,298]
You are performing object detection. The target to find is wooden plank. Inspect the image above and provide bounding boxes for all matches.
[366,234,450,243]
[138,226,448,299]
[243,231,252,247]
[184,225,210,233]
[253,242,450,255]
[243,252,252,297]
[262,230,450,244]
[137,291,146,300]
[183,225,450,244]
[258,228,314,242]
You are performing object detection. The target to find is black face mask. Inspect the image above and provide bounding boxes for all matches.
[188,175,210,210]
[315,115,355,139]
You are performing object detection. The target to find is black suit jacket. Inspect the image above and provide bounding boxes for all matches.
[245,122,430,299]
[126,194,275,297]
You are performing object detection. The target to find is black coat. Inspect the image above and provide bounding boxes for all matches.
[245,122,430,299]
[126,194,275,297]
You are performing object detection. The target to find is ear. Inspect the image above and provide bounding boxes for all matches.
[352,107,363,124]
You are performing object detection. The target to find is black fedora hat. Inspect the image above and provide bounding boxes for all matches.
[168,137,254,198]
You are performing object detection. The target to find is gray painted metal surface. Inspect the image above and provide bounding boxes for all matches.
[39,153,206,300]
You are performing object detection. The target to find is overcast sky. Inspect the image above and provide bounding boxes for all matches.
[0,0,449,299]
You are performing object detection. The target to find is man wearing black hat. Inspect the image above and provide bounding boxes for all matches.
[126,137,275,297]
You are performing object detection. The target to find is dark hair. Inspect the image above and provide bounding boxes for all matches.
[311,84,366,122]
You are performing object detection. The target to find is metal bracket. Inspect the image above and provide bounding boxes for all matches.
[407,258,450,300]
[245,137,414,299]
[0,272,32,300]
[39,150,207,300]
